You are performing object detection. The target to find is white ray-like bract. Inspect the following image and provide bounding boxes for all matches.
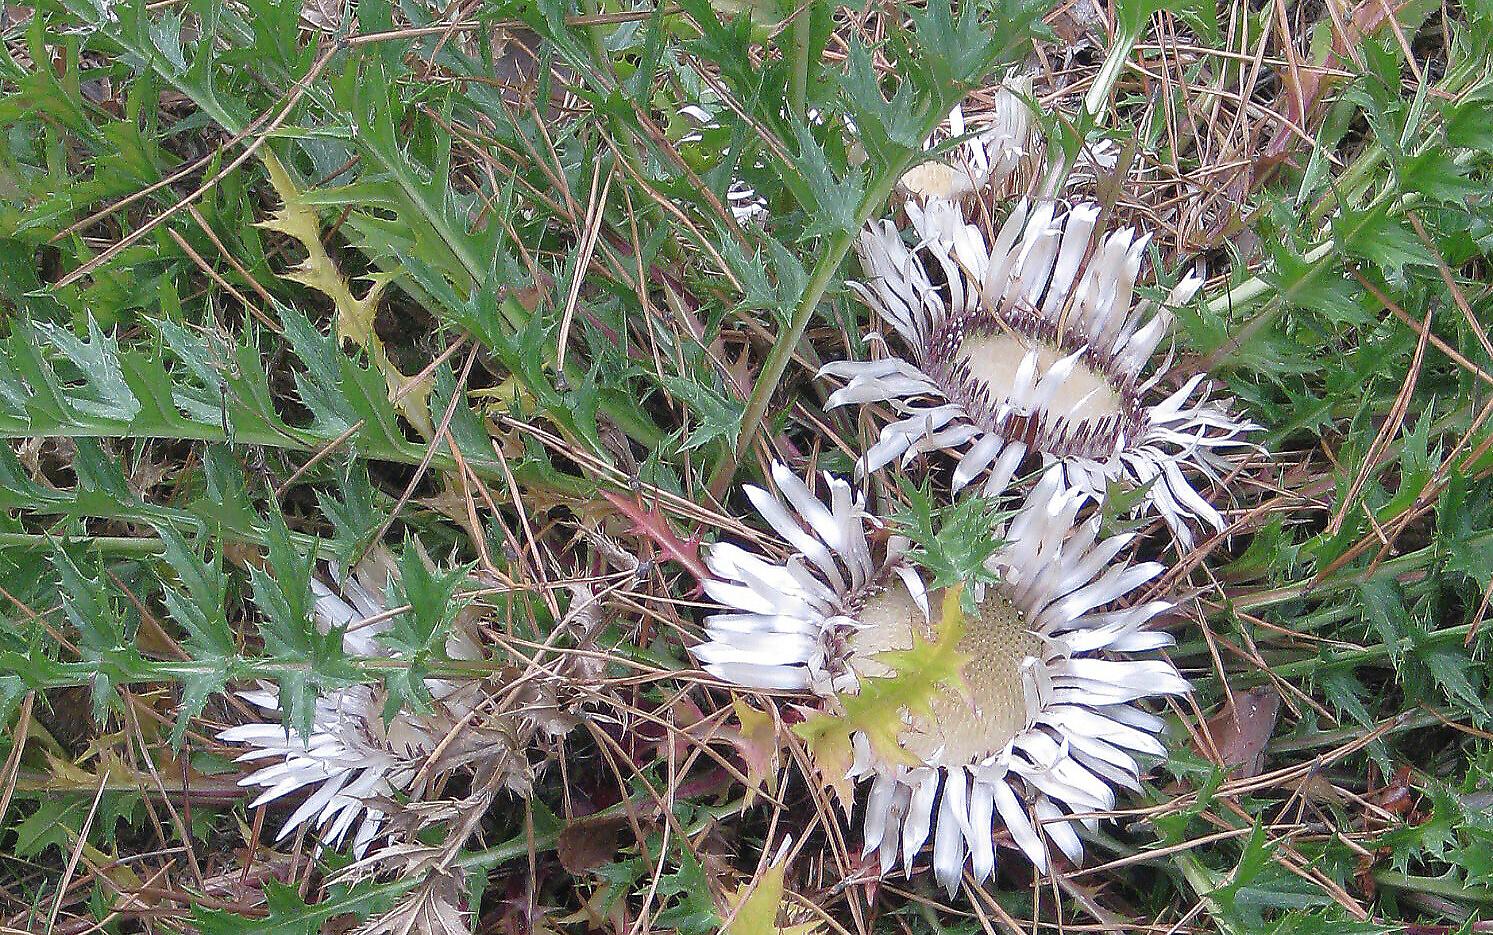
[695,465,1188,890]
[218,570,479,854]
[822,198,1258,548]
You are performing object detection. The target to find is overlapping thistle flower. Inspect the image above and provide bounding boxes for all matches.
[694,464,1188,890]
[820,197,1257,548]
[218,562,481,855]
[893,76,1128,210]
[894,77,1036,205]
[677,76,1036,227]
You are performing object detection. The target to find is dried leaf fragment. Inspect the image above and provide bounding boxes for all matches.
[723,860,821,935]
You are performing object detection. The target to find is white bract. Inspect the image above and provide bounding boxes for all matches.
[218,571,477,855]
[822,198,1257,548]
[694,465,1188,890]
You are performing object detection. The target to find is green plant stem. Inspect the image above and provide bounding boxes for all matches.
[788,7,811,118]
[1267,708,1441,753]
[0,421,590,500]
[1305,147,1385,226]
[1373,870,1493,904]
[1171,851,1241,935]
[1229,511,1493,616]
[1177,521,1493,691]
[709,234,848,497]
[0,521,335,561]
[710,118,935,497]
[4,630,679,692]
[0,533,168,555]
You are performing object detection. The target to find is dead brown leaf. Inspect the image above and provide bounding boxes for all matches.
[1201,685,1282,778]
[725,696,781,804]
[556,813,629,875]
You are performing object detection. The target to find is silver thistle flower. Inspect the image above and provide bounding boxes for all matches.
[694,465,1188,890]
[218,569,479,855]
[821,198,1258,548]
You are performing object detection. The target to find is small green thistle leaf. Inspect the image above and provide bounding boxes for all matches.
[50,541,132,720]
[1355,577,1412,665]
[652,847,721,935]
[378,541,471,717]
[194,445,261,537]
[247,507,353,737]
[154,524,236,746]
[1333,203,1437,282]
[904,0,1039,99]
[1113,0,1206,40]
[780,121,864,238]
[193,878,388,935]
[892,478,1007,606]
[281,306,359,436]
[32,317,141,424]
[1399,149,1478,203]
[1098,474,1155,536]
[1416,640,1487,717]
[794,584,969,800]
[313,461,382,567]
[660,374,744,452]
[1437,472,1493,584]
[838,40,924,163]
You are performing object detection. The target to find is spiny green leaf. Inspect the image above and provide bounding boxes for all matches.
[32,318,141,423]
[313,461,382,568]
[154,524,236,745]
[193,879,391,935]
[660,374,744,452]
[247,506,352,737]
[1437,472,1493,584]
[50,541,132,720]
[1356,577,1412,665]
[378,543,471,717]
[1333,204,1437,281]
[1416,641,1487,717]
[651,847,720,935]
[893,479,1007,605]
[779,121,863,238]
[1399,149,1478,203]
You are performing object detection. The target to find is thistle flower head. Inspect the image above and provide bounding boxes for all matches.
[822,198,1258,548]
[218,564,479,854]
[897,77,1036,204]
[694,465,1187,889]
